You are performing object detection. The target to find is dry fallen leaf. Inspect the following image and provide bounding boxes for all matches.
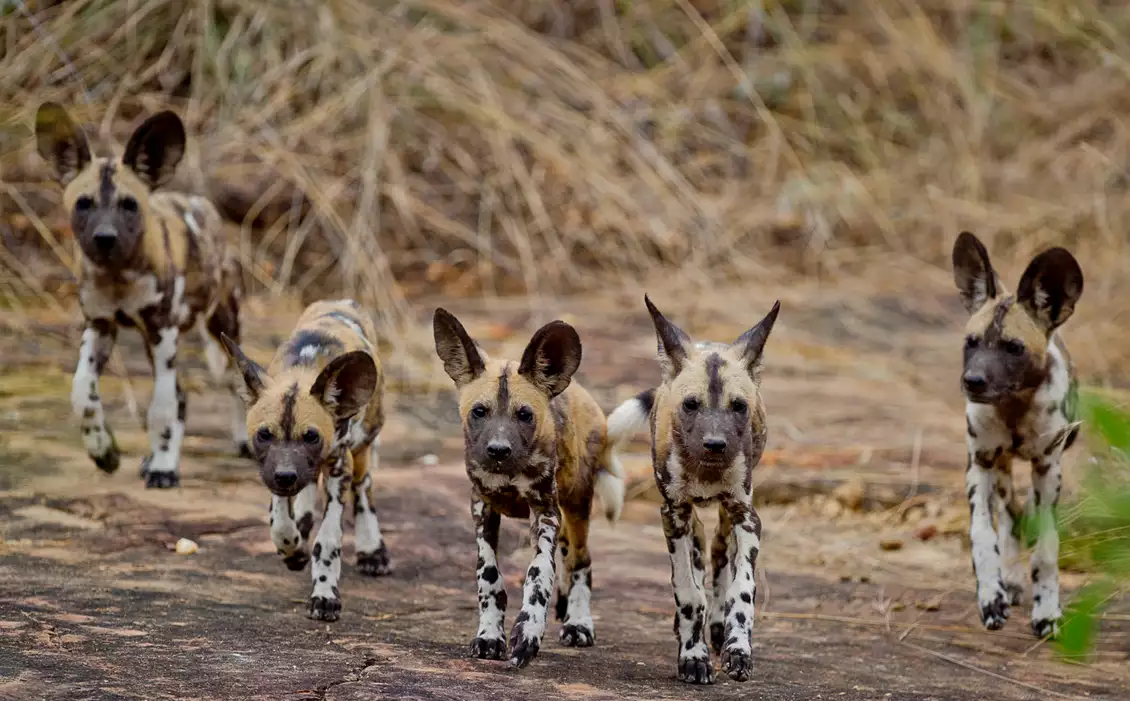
[879,538,904,551]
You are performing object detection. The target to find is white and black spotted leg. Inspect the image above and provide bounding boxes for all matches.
[353,471,391,576]
[558,507,595,648]
[661,500,713,685]
[471,497,507,661]
[309,452,349,622]
[72,319,121,473]
[709,506,734,655]
[718,498,760,682]
[140,325,183,489]
[1029,456,1065,638]
[994,467,1025,606]
[508,506,560,669]
[269,482,317,572]
[967,448,1009,630]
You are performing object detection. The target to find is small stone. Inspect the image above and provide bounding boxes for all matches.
[832,479,866,511]
[418,454,439,467]
[914,524,939,542]
[821,498,844,519]
[175,538,199,555]
[879,538,904,551]
[915,596,943,612]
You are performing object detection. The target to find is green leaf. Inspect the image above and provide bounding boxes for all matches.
[1079,391,1130,454]
[1055,579,1117,658]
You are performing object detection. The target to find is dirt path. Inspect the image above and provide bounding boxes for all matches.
[2,271,1128,700]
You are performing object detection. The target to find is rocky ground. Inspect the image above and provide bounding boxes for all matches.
[1,268,1127,700]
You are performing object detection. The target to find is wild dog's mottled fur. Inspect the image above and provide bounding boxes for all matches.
[952,232,1084,639]
[35,102,246,489]
[432,309,628,670]
[608,295,780,685]
[222,300,390,622]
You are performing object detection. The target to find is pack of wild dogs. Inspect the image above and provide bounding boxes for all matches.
[35,103,1087,683]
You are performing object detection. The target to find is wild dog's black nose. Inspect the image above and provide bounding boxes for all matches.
[275,470,298,489]
[486,441,512,461]
[962,374,988,394]
[703,437,727,454]
[92,231,116,253]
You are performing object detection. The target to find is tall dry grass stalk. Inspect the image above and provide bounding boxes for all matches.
[1,0,1129,344]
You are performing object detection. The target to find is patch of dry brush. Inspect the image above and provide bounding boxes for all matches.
[2,0,1130,333]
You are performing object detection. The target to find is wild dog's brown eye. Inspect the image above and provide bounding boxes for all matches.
[964,335,980,349]
[75,196,94,213]
[255,427,273,443]
[302,428,321,445]
[730,398,748,414]
[682,397,700,412]
[1001,339,1025,356]
[119,196,139,213]
[471,404,488,419]
[515,406,534,423]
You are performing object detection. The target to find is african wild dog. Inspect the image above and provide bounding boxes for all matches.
[608,295,780,685]
[432,309,629,669]
[35,103,247,489]
[220,299,390,621]
[952,231,1084,639]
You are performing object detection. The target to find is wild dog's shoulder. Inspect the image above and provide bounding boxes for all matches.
[271,300,379,375]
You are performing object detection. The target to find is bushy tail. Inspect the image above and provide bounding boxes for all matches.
[595,389,656,523]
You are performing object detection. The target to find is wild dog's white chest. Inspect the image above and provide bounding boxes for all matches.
[966,341,1073,461]
[80,270,165,320]
[662,451,748,503]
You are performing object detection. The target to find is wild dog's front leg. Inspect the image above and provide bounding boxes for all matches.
[508,505,560,669]
[661,500,713,685]
[718,497,761,682]
[558,504,595,647]
[72,319,121,472]
[967,447,1009,629]
[994,466,1025,605]
[471,496,506,660]
[1029,456,1065,638]
[309,451,349,621]
[709,505,734,655]
[200,308,250,458]
[352,447,392,577]
[269,482,317,572]
[141,325,183,489]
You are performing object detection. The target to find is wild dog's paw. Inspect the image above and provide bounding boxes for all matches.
[1032,615,1061,640]
[282,551,310,572]
[139,454,153,478]
[144,468,179,489]
[357,545,393,577]
[470,636,506,661]
[721,648,753,682]
[91,436,121,474]
[559,623,594,648]
[677,655,715,685]
[979,590,1010,631]
[508,633,541,669]
[308,595,341,622]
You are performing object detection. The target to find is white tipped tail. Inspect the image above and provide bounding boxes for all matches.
[597,389,656,523]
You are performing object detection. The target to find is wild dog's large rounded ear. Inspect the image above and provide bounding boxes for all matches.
[644,294,691,380]
[952,231,1001,314]
[35,102,92,186]
[433,308,486,388]
[518,320,582,399]
[122,110,186,190]
[733,300,781,379]
[1017,247,1084,334]
[219,333,268,405]
[311,350,378,420]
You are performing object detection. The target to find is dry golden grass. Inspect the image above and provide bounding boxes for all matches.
[2,0,1130,369]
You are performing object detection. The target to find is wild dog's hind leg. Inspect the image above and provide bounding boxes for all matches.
[140,321,184,489]
[352,442,392,576]
[269,482,317,572]
[662,500,713,685]
[558,503,595,648]
[309,450,349,621]
[508,504,560,669]
[202,296,250,458]
[1029,455,1066,638]
[994,464,1025,606]
[709,504,734,655]
[554,526,571,623]
[73,318,121,472]
[718,496,761,682]
[471,496,506,660]
[967,447,1009,629]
